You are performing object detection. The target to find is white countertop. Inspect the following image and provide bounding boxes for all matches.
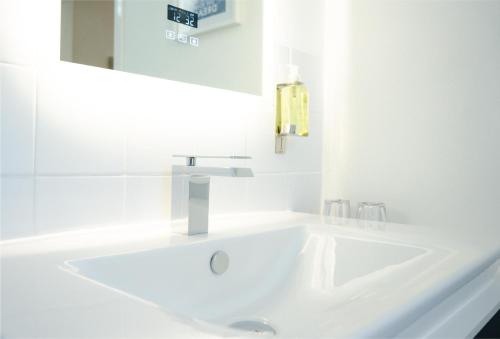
[1,211,500,338]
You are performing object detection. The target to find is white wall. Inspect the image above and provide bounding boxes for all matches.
[324,0,500,232]
[0,0,324,240]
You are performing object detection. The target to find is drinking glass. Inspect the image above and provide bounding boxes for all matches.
[323,199,351,218]
[356,202,387,222]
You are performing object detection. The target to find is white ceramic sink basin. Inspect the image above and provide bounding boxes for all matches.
[66,225,433,337]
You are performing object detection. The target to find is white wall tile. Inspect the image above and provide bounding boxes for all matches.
[1,177,35,240]
[286,112,323,172]
[35,63,126,175]
[322,170,337,201]
[274,0,325,57]
[0,64,35,175]
[126,110,195,175]
[125,176,171,223]
[194,112,247,165]
[35,176,124,234]
[209,176,250,215]
[289,173,322,214]
[0,0,38,64]
[125,78,257,175]
[0,0,60,65]
[246,174,290,212]
[125,78,201,175]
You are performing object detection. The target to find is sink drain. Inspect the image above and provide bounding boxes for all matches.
[229,320,277,336]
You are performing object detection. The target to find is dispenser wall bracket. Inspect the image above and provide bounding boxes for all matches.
[275,135,287,154]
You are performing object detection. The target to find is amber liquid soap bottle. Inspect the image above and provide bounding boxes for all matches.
[276,64,309,138]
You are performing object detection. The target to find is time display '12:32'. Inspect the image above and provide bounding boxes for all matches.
[167,4,198,28]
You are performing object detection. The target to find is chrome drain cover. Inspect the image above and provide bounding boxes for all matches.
[210,251,229,275]
[229,320,277,336]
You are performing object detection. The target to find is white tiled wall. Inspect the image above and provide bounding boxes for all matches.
[1,177,35,239]
[0,0,324,240]
[1,65,36,175]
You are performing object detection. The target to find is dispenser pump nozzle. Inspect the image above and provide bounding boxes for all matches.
[287,64,300,83]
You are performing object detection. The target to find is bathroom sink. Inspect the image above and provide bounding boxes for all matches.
[65,225,430,337]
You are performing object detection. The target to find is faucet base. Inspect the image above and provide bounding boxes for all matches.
[187,175,210,235]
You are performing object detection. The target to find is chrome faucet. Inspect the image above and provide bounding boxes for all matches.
[171,155,254,236]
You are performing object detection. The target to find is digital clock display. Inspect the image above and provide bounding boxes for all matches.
[168,4,198,28]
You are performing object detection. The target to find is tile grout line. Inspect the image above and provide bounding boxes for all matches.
[0,171,322,178]
[122,176,128,223]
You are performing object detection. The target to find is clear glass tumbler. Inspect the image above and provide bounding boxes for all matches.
[323,199,351,218]
[356,202,387,222]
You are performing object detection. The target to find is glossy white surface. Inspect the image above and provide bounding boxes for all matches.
[0,64,36,175]
[399,260,500,338]
[66,225,431,337]
[2,212,500,338]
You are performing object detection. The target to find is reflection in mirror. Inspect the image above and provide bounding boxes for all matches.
[61,0,263,95]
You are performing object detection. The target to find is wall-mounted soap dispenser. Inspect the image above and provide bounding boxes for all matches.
[275,64,309,154]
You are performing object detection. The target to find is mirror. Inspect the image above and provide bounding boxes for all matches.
[60,0,263,95]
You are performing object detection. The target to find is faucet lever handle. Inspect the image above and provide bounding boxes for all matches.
[173,155,252,167]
